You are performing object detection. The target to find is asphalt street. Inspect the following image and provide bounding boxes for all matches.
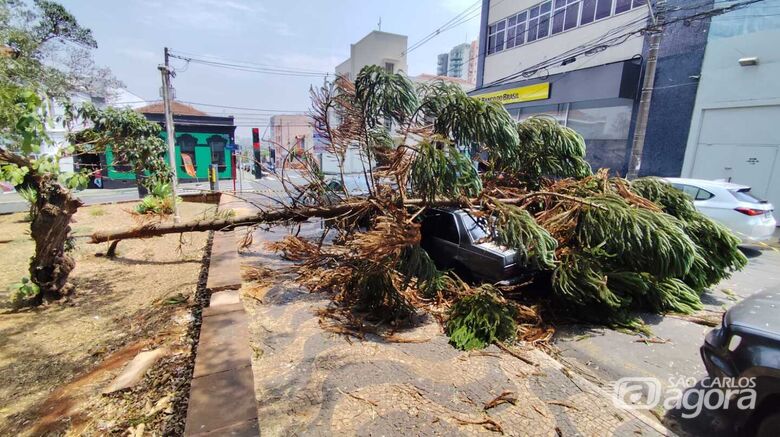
[554,243,780,436]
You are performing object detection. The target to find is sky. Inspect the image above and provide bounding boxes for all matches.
[59,0,481,142]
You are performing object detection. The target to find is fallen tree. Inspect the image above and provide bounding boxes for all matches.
[87,66,748,349]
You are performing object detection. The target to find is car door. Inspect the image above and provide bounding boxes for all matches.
[420,212,461,269]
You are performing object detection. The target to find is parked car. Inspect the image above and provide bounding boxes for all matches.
[700,289,780,436]
[664,178,776,242]
[324,175,371,198]
[420,208,522,284]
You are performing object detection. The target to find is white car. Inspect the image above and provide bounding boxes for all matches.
[664,178,776,243]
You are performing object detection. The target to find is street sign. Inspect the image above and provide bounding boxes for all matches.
[225,143,238,151]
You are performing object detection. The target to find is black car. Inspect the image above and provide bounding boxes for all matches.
[701,289,780,436]
[420,208,522,284]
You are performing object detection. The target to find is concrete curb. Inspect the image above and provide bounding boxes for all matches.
[184,194,259,436]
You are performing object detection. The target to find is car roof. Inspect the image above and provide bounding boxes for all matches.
[664,177,750,191]
[725,289,780,339]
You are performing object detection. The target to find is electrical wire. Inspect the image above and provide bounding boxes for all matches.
[168,51,331,78]
[177,101,307,113]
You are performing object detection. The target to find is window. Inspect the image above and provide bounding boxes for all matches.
[564,0,579,30]
[462,213,490,243]
[486,0,650,56]
[615,0,632,14]
[672,184,700,200]
[487,21,506,54]
[423,213,460,244]
[176,134,197,173]
[552,0,579,34]
[596,0,613,20]
[695,189,714,201]
[384,62,394,73]
[436,214,460,244]
[730,188,765,204]
[537,1,552,39]
[580,0,597,25]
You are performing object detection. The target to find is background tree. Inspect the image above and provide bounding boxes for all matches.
[66,103,170,197]
[1,0,122,98]
[0,1,162,305]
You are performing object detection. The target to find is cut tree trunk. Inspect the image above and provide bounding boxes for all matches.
[90,201,369,243]
[88,192,601,245]
[89,195,564,244]
[29,176,83,303]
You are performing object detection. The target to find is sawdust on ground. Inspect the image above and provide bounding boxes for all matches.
[0,200,216,436]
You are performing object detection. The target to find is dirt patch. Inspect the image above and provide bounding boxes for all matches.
[0,201,216,435]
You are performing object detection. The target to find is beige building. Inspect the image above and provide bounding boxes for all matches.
[335,31,408,79]
[270,114,313,168]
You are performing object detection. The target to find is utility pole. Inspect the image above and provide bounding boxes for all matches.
[159,47,180,222]
[627,1,663,180]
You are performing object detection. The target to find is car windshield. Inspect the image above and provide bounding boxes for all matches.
[730,188,766,204]
[461,213,491,242]
[326,177,370,193]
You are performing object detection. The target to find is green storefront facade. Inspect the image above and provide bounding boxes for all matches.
[94,106,237,187]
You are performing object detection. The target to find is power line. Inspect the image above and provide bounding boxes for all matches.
[404,0,481,56]
[178,101,308,113]
[168,51,331,78]
[170,50,329,74]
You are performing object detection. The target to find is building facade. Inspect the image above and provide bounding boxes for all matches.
[436,41,478,83]
[679,0,780,209]
[437,53,449,76]
[80,101,236,187]
[46,89,147,174]
[335,31,408,79]
[473,0,726,178]
[269,114,314,168]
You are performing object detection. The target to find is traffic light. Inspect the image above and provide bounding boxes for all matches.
[251,127,262,178]
[252,128,260,150]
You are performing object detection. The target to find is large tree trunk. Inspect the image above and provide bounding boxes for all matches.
[90,201,368,243]
[29,177,83,303]
[87,192,596,245]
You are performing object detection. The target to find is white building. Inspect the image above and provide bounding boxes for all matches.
[45,89,147,173]
[335,30,408,80]
[680,0,780,210]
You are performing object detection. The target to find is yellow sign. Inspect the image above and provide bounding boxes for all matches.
[472,82,551,105]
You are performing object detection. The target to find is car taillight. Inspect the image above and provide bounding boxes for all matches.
[735,207,764,216]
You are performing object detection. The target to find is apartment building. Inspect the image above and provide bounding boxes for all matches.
[437,53,449,76]
[436,41,478,83]
[335,31,408,79]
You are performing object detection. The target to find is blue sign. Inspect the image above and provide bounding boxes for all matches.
[225,143,238,151]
